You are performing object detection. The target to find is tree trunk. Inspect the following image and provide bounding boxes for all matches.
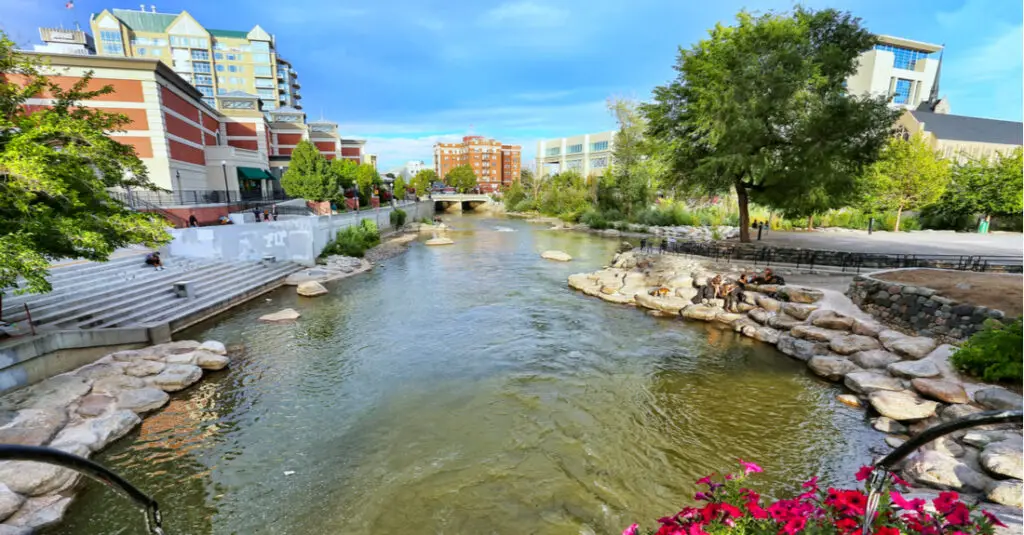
[736,181,750,242]
[894,207,902,233]
[807,215,814,230]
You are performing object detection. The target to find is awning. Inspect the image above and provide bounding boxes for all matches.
[237,166,275,180]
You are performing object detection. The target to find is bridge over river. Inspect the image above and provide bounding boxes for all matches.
[430,193,492,212]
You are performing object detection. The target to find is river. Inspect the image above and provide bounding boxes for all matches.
[53,214,884,535]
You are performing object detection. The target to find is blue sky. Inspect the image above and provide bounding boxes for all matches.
[2,0,1021,170]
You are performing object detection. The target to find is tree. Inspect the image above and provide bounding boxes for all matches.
[0,34,170,295]
[393,176,407,200]
[411,169,436,196]
[445,165,477,193]
[861,133,949,231]
[281,140,335,201]
[354,163,381,206]
[643,8,898,241]
[933,148,1024,226]
[604,98,661,217]
[330,158,358,190]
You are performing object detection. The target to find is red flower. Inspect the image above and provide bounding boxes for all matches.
[686,524,708,535]
[719,503,743,519]
[740,489,760,502]
[890,491,925,512]
[830,490,867,515]
[945,503,971,526]
[876,526,900,535]
[780,516,807,535]
[696,475,713,487]
[834,518,860,535]
[694,492,712,502]
[890,473,910,487]
[768,501,793,522]
[933,491,959,515]
[802,476,819,489]
[982,510,1008,528]
[745,500,769,520]
[855,465,874,481]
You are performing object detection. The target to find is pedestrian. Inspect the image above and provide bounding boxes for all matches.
[188,211,199,228]
[659,239,667,254]
[271,204,279,221]
[639,237,648,253]
[252,206,261,222]
[144,249,163,268]
[667,236,677,253]
[262,209,270,222]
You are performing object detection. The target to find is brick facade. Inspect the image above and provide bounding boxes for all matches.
[434,136,521,193]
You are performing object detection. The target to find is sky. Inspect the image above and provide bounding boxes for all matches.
[1,0,1021,171]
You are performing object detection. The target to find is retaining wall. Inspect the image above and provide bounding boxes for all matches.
[166,201,434,265]
[846,269,1007,340]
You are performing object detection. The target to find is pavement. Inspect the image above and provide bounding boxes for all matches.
[745,230,1023,257]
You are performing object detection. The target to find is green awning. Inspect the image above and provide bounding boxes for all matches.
[237,167,275,180]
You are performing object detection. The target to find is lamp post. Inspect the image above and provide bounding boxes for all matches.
[220,161,229,204]
[175,170,181,204]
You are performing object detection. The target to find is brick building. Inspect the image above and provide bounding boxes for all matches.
[433,135,521,193]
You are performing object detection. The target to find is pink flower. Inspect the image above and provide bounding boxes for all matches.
[801,476,818,489]
[720,503,743,519]
[877,527,900,535]
[945,503,971,526]
[781,516,807,535]
[855,465,874,481]
[933,491,959,515]
[890,491,925,512]
[738,459,763,475]
[982,510,1008,528]
[745,500,769,519]
[834,518,859,535]
[890,473,910,487]
[694,492,712,501]
[623,524,639,535]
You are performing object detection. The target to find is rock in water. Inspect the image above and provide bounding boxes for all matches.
[541,250,573,262]
[124,360,165,377]
[844,371,904,394]
[75,394,114,418]
[4,494,74,531]
[848,349,901,369]
[259,308,301,322]
[807,356,862,381]
[911,378,968,404]
[0,458,79,496]
[980,439,1024,480]
[150,364,203,392]
[776,335,819,362]
[297,281,329,297]
[872,417,907,434]
[903,450,992,493]
[196,352,230,371]
[887,359,941,379]
[836,394,861,408]
[829,334,881,355]
[198,340,227,355]
[88,410,142,451]
[425,237,454,246]
[0,409,67,447]
[811,310,855,331]
[0,484,24,522]
[868,390,939,421]
[116,388,170,414]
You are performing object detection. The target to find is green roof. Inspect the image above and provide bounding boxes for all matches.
[110,9,178,33]
[209,29,248,39]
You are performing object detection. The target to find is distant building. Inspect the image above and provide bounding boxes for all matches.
[362,153,378,170]
[34,27,95,55]
[399,160,424,180]
[536,131,614,178]
[897,108,1023,163]
[433,136,521,193]
[89,7,300,111]
[847,35,943,111]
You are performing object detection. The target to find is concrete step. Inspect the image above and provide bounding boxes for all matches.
[100,262,297,329]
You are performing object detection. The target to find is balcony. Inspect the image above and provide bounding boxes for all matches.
[292,80,300,89]
[204,145,268,167]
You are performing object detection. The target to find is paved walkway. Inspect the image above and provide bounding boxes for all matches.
[747,230,1023,257]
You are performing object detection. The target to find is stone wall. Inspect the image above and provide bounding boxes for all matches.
[846,270,1006,341]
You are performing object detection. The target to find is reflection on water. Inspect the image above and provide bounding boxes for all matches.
[53,215,884,535]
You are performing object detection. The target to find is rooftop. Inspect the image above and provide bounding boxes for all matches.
[910,110,1024,145]
[876,35,943,53]
[106,8,177,33]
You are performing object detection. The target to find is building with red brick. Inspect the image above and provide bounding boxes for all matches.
[433,136,521,193]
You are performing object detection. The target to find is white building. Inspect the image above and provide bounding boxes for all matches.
[400,160,425,180]
[535,131,614,178]
[33,27,95,56]
[847,35,943,111]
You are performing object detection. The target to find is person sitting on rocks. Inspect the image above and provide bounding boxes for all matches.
[721,280,744,312]
[691,275,722,305]
[144,251,165,271]
[752,268,785,286]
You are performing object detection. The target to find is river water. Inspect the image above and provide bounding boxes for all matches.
[54,215,884,535]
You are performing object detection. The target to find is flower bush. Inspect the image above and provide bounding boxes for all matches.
[625,461,1006,535]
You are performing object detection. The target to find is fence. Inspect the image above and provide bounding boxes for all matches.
[109,189,292,207]
[666,241,1023,274]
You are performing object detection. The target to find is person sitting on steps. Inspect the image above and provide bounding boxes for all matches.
[721,280,744,312]
[144,252,165,271]
[752,268,785,286]
[691,275,722,304]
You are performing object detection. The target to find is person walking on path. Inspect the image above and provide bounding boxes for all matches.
[188,212,199,228]
[252,206,261,222]
[659,239,667,254]
[271,204,278,221]
[639,238,648,253]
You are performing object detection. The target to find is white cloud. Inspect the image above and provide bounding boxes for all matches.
[940,24,1022,119]
[479,2,569,27]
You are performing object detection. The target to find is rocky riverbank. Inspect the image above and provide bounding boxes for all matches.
[0,339,231,533]
[568,250,1023,515]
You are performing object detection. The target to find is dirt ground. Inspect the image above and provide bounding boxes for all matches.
[873,269,1023,317]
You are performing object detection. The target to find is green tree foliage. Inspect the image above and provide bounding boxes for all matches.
[389,208,407,228]
[445,165,477,193]
[536,170,591,221]
[411,169,436,196]
[320,219,380,258]
[861,133,950,231]
[393,176,407,200]
[925,148,1024,228]
[281,140,336,201]
[643,8,898,241]
[951,318,1023,383]
[0,34,170,294]
[354,163,381,206]
[330,158,358,190]
[503,179,528,211]
[601,98,662,217]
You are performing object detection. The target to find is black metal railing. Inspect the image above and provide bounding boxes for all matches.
[663,240,1023,273]
[109,189,292,207]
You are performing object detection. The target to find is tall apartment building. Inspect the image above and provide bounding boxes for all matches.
[847,35,943,110]
[433,136,521,193]
[33,27,95,55]
[536,131,614,178]
[89,7,301,111]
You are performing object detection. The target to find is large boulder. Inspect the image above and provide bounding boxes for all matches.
[872,416,908,434]
[811,310,855,331]
[879,330,937,360]
[776,335,819,362]
[988,480,1024,508]
[767,315,804,330]
[0,458,79,497]
[0,409,67,447]
[844,371,904,394]
[975,388,1023,410]
[961,430,1015,449]
[90,374,146,395]
[75,394,113,418]
[752,326,781,344]
[4,494,74,531]
[87,410,141,451]
[784,287,824,304]
[829,335,881,355]
[123,360,165,377]
[848,349,902,369]
[887,359,941,379]
[3,375,91,411]
[149,364,203,392]
[911,379,968,404]
[748,308,772,325]
[808,356,862,381]
[541,250,572,262]
[635,293,691,315]
[782,302,818,320]
[980,439,1024,480]
[682,305,720,321]
[196,352,230,371]
[425,237,454,246]
[851,318,884,338]
[0,484,24,523]
[903,450,992,493]
[296,281,329,297]
[107,348,162,363]
[259,308,301,322]
[790,324,846,343]
[715,311,745,325]
[198,340,227,355]
[116,388,170,414]
[151,340,201,356]
[868,390,939,421]
[754,295,781,313]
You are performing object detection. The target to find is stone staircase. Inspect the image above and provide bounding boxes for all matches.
[2,254,300,332]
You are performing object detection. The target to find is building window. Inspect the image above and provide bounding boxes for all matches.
[202,97,215,107]
[591,141,609,151]
[216,64,225,72]
[173,60,192,71]
[255,78,274,88]
[237,66,245,73]
[875,44,929,70]
[567,144,583,154]
[591,157,608,169]
[196,85,213,97]
[251,41,270,52]
[195,74,213,85]
[217,88,227,95]
[191,49,209,60]
[257,88,276,99]
[214,52,224,59]
[99,30,124,55]
[228,65,237,73]
[189,37,209,48]
[252,53,270,64]
[193,61,212,73]
[254,66,272,76]
[263,102,277,110]
[136,47,146,55]
[150,48,163,56]
[893,78,912,104]
[566,159,582,170]
[545,147,560,156]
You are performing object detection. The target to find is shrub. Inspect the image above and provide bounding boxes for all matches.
[512,199,535,212]
[625,461,1008,535]
[389,208,407,229]
[320,218,380,258]
[581,210,610,230]
[951,318,1023,382]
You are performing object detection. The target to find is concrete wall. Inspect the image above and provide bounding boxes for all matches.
[166,200,434,265]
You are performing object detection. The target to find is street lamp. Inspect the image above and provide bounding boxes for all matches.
[220,160,229,204]
[175,170,181,204]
